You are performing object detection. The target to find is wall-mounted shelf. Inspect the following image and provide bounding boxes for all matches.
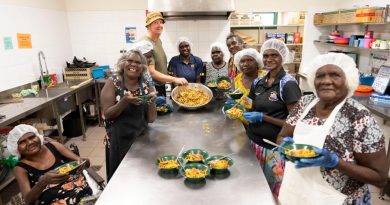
[247,43,303,46]
[313,41,390,53]
[231,24,304,28]
[314,22,388,27]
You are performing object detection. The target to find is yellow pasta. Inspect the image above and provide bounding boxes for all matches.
[209,159,229,169]
[159,160,179,169]
[285,149,316,157]
[185,168,207,178]
[58,164,75,174]
[226,107,243,119]
[218,80,230,89]
[185,153,204,161]
[157,106,168,112]
[207,82,217,87]
[176,88,210,107]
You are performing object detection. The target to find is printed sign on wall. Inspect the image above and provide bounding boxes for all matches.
[125,27,136,44]
[3,37,13,50]
[17,33,32,48]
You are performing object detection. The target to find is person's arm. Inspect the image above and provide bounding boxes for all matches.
[14,167,69,205]
[146,86,157,123]
[276,123,295,144]
[100,78,142,120]
[336,149,388,187]
[148,64,188,86]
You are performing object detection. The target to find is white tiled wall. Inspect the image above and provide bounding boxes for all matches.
[161,19,231,63]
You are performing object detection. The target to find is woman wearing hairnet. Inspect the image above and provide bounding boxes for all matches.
[168,37,204,83]
[277,53,387,205]
[233,48,267,106]
[9,124,92,204]
[243,39,301,197]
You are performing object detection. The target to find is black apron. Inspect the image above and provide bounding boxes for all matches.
[105,78,148,181]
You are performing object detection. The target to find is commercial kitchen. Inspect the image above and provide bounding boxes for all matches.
[0,0,390,204]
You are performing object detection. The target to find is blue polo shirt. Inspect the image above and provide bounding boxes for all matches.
[168,54,203,83]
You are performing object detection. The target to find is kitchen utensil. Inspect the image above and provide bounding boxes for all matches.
[171,83,213,110]
[334,37,350,45]
[262,139,289,151]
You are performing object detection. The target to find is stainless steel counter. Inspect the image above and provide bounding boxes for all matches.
[353,94,390,121]
[96,100,276,205]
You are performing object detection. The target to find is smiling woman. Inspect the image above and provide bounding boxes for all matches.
[100,49,157,181]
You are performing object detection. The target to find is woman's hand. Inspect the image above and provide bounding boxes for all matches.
[295,148,339,169]
[123,92,142,106]
[173,77,188,86]
[243,112,263,123]
[39,171,69,186]
[148,92,157,105]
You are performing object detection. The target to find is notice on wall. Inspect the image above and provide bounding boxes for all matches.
[3,37,13,50]
[17,33,32,48]
[125,27,136,43]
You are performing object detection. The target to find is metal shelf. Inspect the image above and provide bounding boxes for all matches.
[313,41,390,53]
[247,43,303,47]
[314,22,388,27]
[231,24,304,28]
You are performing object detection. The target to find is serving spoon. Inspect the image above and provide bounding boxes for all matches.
[263,139,289,151]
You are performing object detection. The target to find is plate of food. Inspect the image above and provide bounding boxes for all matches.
[171,83,213,110]
[156,155,183,174]
[205,80,217,90]
[204,155,234,174]
[222,104,246,120]
[180,148,209,163]
[281,143,320,162]
[227,90,244,100]
[138,93,152,103]
[216,76,232,92]
[179,163,210,182]
[54,161,84,175]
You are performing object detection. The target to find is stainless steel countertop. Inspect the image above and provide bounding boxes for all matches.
[96,100,276,205]
[353,94,390,121]
[0,80,94,129]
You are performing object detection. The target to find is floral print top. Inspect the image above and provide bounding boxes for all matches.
[15,143,92,205]
[286,94,385,205]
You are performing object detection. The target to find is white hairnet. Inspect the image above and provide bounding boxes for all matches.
[209,42,230,62]
[260,39,290,64]
[130,41,153,54]
[7,124,44,159]
[176,37,193,51]
[306,53,359,98]
[234,48,263,71]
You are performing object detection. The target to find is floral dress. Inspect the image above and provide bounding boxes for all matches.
[286,94,385,205]
[15,143,92,205]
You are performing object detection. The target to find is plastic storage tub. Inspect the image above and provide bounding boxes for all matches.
[92,65,109,79]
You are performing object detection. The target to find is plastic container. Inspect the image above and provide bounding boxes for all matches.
[92,65,109,79]
[359,75,375,86]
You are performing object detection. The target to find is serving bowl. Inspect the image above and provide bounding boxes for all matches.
[54,161,81,175]
[227,90,244,100]
[179,163,210,182]
[205,80,218,90]
[204,155,234,174]
[334,37,350,45]
[180,148,209,163]
[222,104,246,120]
[171,83,213,110]
[138,94,152,103]
[216,76,232,92]
[281,143,320,162]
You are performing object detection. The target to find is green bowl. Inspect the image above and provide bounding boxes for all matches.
[156,155,183,174]
[204,155,234,174]
[281,143,320,162]
[222,104,246,120]
[54,161,80,175]
[138,94,152,103]
[227,91,244,100]
[179,163,210,182]
[216,76,232,92]
[205,80,217,90]
[180,149,209,163]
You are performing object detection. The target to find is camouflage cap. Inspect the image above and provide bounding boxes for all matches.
[146,11,165,27]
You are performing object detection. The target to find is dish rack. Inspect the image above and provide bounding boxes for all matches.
[64,67,94,81]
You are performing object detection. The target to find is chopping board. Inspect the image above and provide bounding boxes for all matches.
[0,98,24,104]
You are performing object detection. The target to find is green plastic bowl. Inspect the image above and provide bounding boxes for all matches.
[222,104,246,120]
[281,143,320,162]
[204,155,234,174]
[179,163,210,182]
[138,94,152,103]
[205,80,217,90]
[227,91,244,100]
[180,149,209,163]
[156,155,183,174]
[216,76,232,92]
[54,161,80,175]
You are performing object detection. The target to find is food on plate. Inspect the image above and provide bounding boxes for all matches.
[285,149,317,158]
[226,107,243,119]
[208,159,229,169]
[185,153,204,161]
[217,80,231,89]
[158,160,179,169]
[207,82,217,87]
[58,164,75,174]
[176,88,210,107]
[157,106,168,112]
[185,167,208,178]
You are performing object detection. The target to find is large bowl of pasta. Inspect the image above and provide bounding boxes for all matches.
[171,83,213,110]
